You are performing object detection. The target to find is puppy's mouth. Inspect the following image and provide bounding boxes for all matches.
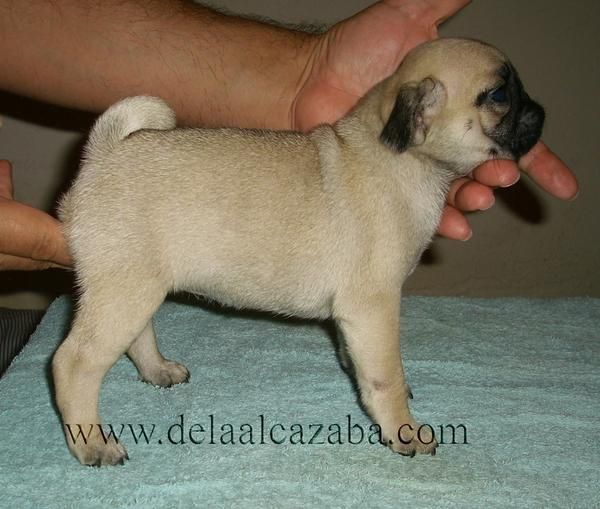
[486,144,516,161]
[487,97,545,161]
[506,99,545,159]
[487,146,504,158]
[482,61,546,161]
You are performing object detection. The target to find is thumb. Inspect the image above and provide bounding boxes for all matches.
[384,0,471,25]
[433,0,471,26]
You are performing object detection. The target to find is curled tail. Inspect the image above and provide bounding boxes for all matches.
[59,96,175,222]
[84,96,176,161]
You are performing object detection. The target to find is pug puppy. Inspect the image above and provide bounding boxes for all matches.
[52,38,544,466]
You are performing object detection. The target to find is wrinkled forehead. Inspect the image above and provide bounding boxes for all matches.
[395,38,508,99]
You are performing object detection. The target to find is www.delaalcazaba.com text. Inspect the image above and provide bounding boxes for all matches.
[64,414,469,446]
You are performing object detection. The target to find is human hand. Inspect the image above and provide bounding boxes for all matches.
[293,0,578,239]
[440,142,578,239]
[0,160,72,270]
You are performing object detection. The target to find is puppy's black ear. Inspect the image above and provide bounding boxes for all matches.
[380,77,446,153]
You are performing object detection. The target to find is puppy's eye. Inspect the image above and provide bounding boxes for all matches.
[488,84,508,104]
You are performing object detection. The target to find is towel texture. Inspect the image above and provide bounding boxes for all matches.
[0,296,598,508]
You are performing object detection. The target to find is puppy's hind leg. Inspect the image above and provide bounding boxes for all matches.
[127,319,190,387]
[52,278,166,466]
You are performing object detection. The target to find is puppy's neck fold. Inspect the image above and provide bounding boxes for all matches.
[397,150,456,188]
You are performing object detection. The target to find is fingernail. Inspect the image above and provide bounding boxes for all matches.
[500,173,520,188]
[462,229,473,241]
[480,196,495,211]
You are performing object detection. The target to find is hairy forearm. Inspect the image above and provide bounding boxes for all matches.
[0,0,316,128]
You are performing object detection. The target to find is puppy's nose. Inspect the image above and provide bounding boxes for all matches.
[511,100,545,159]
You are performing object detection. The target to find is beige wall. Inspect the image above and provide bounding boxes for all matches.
[0,0,598,308]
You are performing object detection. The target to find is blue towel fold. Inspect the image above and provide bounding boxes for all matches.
[0,296,598,508]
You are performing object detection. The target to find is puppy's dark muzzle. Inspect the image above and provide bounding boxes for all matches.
[509,98,545,159]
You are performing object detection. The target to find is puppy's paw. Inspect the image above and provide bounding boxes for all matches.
[67,430,129,467]
[141,359,190,387]
[385,420,438,457]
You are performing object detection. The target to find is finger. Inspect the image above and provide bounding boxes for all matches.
[447,178,495,211]
[519,141,579,200]
[0,253,57,271]
[0,200,73,266]
[471,158,520,188]
[0,160,14,199]
[437,205,472,240]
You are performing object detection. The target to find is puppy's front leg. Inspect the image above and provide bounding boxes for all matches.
[335,293,437,456]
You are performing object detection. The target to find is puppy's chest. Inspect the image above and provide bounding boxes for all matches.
[407,190,446,242]
[368,185,444,272]
[384,183,444,240]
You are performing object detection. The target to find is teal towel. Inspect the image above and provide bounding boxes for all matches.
[0,296,598,508]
